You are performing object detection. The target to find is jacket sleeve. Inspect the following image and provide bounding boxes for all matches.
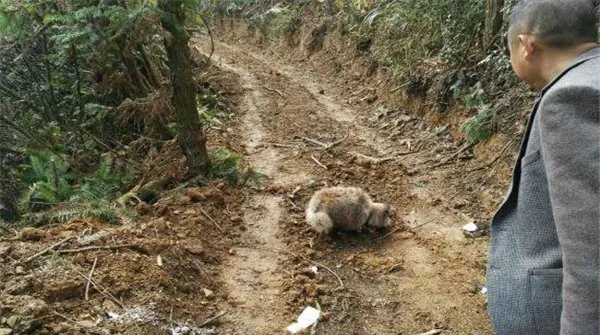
[538,85,600,335]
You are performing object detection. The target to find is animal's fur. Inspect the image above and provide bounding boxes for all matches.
[306,187,391,234]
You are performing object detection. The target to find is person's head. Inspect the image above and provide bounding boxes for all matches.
[507,0,599,89]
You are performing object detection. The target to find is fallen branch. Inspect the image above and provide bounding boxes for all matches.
[51,310,77,324]
[56,244,133,254]
[298,136,329,149]
[311,155,328,169]
[199,208,224,232]
[416,329,442,335]
[263,85,284,97]
[85,257,98,301]
[375,227,403,240]
[22,235,75,263]
[286,197,299,209]
[246,246,345,288]
[289,185,302,198]
[467,139,515,172]
[199,310,229,328]
[297,255,344,288]
[69,262,125,309]
[385,263,403,274]
[298,133,349,151]
[198,14,214,70]
[427,143,474,169]
[389,81,410,93]
[325,132,349,151]
[263,142,298,149]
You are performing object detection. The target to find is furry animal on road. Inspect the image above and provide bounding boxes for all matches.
[306,187,392,234]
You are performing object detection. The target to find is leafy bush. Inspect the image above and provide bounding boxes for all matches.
[18,150,72,212]
[209,148,268,187]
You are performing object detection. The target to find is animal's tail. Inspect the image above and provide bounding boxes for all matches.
[306,209,334,234]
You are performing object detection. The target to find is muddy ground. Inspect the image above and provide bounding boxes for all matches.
[0,26,519,335]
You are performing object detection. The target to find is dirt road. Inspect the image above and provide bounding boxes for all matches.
[193,35,494,335]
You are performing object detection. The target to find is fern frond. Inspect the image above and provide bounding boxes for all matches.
[21,205,85,227]
[0,218,16,236]
[18,184,37,214]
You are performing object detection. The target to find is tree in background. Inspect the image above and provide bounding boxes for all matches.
[0,0,215,226]
[159,0,211,176]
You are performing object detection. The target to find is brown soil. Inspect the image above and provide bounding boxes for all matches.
[0,22,518,335]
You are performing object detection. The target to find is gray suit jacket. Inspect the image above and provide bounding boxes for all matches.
[487,47,600,335]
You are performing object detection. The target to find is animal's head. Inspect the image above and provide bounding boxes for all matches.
[368,203,392,228]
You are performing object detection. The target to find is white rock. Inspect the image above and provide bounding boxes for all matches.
[203,288,214,298]
[287,306,320,334]
[462,222,479,232]
[6,316,18,328]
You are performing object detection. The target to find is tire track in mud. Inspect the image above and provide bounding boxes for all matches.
[206,49,310,334]
[194,36,492,334]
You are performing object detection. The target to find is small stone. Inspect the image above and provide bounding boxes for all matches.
[177,196,191,205]
[15,266,24,275]
[6,316,18,328]
[185,188,205,202]
[0,245,11,257]
[230,216,243,223]
[203,288,214,299]
[102,299,119,311]
[0,328,12,335]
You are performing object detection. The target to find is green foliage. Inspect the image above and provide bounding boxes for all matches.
[18,150,71,211]
[14,147,123,225]
[463,108,493,145]
[461,82,493,145]
[208,147,268,187]
[70,159,122,203]
[198,0,261,18]
[20,201,118,227]
[0,218,15,236]
[0,0,172,227]
[209,147,243,184]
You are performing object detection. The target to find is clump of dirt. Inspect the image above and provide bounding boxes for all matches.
[0,178,248,334]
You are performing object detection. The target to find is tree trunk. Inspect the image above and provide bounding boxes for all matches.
[159,0,211,176]
[484,0,505,51]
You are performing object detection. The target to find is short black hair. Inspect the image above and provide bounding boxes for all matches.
[508,0,598,48]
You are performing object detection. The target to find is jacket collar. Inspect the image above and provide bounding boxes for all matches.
[538,46,600,96]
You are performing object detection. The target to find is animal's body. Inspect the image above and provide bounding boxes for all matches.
[305,187,391,234]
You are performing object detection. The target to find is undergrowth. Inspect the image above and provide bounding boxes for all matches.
[203,0,530,144]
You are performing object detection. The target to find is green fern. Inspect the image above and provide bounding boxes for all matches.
[20,201,118,227]
[70,159,120,203]
[21,206,83,226]
[462,107,493,145]
[84,201,119,224]
[209,147,243,184]
[0,218,16,236]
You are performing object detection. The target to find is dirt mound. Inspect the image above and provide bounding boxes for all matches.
[0,179,247,334]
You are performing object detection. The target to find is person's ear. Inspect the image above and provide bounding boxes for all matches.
[518,34,537,60]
